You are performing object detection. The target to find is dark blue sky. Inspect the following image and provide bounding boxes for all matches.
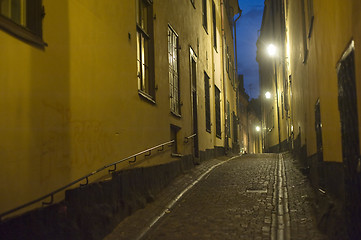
[236,0,264,99]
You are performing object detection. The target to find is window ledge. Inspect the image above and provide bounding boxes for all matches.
[171,111,182,118]
[0,15,46,48]
[138,90,156,104]
[303,49,309,64]
[206,129,211,134]
[171,153,183,158]
[203,25,208,34]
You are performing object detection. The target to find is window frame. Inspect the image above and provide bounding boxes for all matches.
[204,72,211,133]
[190,0,196,9]
[136,0,155,102]
[168,25,181,116]
[215,85,221,138]
[202,0,207,33]
[212,1,217,50]
[0,0,46,47]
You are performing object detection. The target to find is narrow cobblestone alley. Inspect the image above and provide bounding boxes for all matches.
[104,153,327,240]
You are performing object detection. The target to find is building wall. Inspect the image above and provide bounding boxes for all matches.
[258,0,361,236]
[0,0,240,218]
[238,89,249,153]
[257,0,289,153]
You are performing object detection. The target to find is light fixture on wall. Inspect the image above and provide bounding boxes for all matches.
[265,91,272,99]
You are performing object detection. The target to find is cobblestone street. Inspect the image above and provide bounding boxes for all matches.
[104,153,327,240]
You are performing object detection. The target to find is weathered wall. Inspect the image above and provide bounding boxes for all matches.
[0,0,240,220]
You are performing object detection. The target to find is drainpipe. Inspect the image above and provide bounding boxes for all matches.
[234,10,242,154]
[234,11,242,77]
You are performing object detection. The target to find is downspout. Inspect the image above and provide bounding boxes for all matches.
[220,0,228,153]
[234,10,242,154]
[234,12,242,77]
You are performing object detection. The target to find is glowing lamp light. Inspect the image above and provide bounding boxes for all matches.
[265,91,272,99]
[267,44,277,57]
[256,126,261,132]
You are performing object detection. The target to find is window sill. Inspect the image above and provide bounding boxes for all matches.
[138,90,156,104]
[303,49,309,64]
[171,153,183,158]
[216,134,222,139]
[203,25,208,34]
[171,111,182,118]
[0,15,47,48]
[206,129,211,134]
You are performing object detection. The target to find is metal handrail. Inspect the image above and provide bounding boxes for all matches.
[0,140,174,221]
[184,133,197,143]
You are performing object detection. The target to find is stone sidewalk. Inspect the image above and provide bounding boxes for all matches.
[104,153,327,240]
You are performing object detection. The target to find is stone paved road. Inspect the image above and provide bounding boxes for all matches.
[104,153,327,240]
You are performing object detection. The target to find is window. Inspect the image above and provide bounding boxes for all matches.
[227,100,230,136]
[232,112,238,144]
[137,0,155,100]
[301,0,308,63]
[204,73,211,132]
[190,0,195,8]
[226,45,229,74]
[170,125,180,154]
[307,0,314,38]
[202,0,207,31]
[212,1,217,50]
[0,0,44,46]
[301,0,314,63]
[215,86,221,138]
[168,25,180,115]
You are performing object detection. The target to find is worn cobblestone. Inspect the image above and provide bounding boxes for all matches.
[104,153,327,240]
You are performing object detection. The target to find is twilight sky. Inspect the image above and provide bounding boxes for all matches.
[236,0,264,99]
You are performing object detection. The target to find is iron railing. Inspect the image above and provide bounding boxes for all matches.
[0,140,175,221]
[184,133,196,143]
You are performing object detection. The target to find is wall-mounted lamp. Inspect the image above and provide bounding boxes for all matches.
[267,44,277,57]
[265,91,272,99]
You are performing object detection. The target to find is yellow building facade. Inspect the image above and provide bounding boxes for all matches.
[0,0,241,220]
[257,0,361,237]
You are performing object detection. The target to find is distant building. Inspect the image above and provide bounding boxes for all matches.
[237,74,249,153]
[236,75,261,154]
[0,0,241,220]
[248,98,262,154]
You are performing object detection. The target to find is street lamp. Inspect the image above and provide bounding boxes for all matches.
[256,126,261,132]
